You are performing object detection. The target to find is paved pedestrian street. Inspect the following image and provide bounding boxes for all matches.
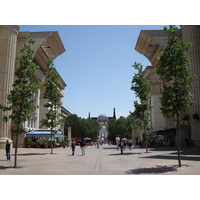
[0,145,200,175]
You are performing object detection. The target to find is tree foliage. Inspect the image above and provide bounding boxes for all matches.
[40,60,63,154]
[130,62,151,101]
[107,117,135,141]
[130,62,153,152]
[156,26,195,119]
[64,114,100,140]
[0,39,40,167]
[156,25,195,167]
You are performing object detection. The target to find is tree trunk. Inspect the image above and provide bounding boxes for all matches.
[14,134,18,168]
[143,111,148,153]
[176,113,181,167]
[51,128,53,154]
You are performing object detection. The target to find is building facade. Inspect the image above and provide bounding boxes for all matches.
[0,25,71,148]
[135,25,200,146]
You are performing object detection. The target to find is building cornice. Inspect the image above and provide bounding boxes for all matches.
[135,29,182,67]
[18,31,66,69]
[61,106,72,116]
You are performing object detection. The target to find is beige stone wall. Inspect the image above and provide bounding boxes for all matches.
[0,26,67,148]
[150,94,165,131]
[0,25,19,145]
[135,26,200,146]
[181,25,200,146]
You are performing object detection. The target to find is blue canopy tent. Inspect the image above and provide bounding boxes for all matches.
[83,137,92,146]
[26,129,64,141]
[83,137,92,140]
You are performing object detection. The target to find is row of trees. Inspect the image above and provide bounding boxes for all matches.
[130,62,152,153]
[130,26,195,167]
[64,114,101,140]
[0,26,194,168]
[107,117,140,142]
[0,40,62,167]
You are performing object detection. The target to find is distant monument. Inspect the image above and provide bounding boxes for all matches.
[89,108,116,141]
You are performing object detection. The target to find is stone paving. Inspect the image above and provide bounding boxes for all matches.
[0,144,200,175]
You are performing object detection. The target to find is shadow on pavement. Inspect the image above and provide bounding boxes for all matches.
[12,153,48,156]
[142,154,200,162]
[103,147,118,150]
[109,152,142,156]
[0,165,22,170]
[0,166,11,170]
[125,165,178,174]
[149,147,200,155]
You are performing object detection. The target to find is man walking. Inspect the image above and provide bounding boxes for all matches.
[119,140,124,155]
[5,140,11,160]
[80,138,86,156]
[71,139,76,156]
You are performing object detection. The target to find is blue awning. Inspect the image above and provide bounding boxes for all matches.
[26,129,64,137]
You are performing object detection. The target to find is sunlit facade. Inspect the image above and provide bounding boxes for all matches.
[0,25,71,148]
[135,25,200,146]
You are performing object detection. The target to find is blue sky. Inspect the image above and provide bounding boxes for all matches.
[20,25,166,119]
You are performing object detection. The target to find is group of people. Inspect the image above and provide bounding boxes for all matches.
[4,137,133,159]
[71,138,86,156]
[71,138,110,155]
[137,138,175,148]
[116,139,133,155]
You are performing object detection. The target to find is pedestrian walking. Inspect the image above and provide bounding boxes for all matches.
[5,140,11,160]
[71,139,76,156]
[80,138,86,155]
[96,138,100,148]
[128,139,133,150]
[115,136,120,150]
[119,140,124,155]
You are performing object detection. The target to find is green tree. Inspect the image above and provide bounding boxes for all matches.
[107,117,134,142]
[116,117,132,139]
[107,118,117,141]
[64,114,100,140]
[0,39,40,168]
[156,25,195,167]
[64,114,81,136]
[81,118,100,140]
[130,62,153,153]
[127,114,142,139]
[40,60,63,154]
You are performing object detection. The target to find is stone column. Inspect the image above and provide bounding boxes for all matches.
[181,25,200,146]
[131,129,136,145]
[0,25,19,149]
[68,127,72,147]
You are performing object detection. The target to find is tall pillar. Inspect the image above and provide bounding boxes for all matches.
[131,129,136,145]
[181,25,200,146]
[68,127,72,147]
[0,25,19,149]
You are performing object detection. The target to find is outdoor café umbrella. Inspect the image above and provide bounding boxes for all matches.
[83,137,92,140]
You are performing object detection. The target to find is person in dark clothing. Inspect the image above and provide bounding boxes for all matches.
[80,138,86,155]
[119,140,124,155]
[5,140,11,160]
[71,140,76,156]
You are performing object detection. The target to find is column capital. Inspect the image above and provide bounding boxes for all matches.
[0,25,20,32]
